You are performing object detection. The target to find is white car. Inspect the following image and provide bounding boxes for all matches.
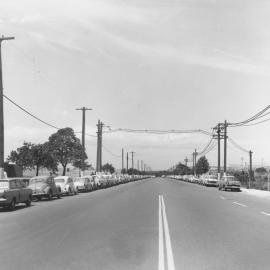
[74,176,92,192]
[54,176,78,195]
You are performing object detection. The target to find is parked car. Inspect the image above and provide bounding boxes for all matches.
[73,176,92,192]
[54,176,78,196]
[218,175,241,191]
[29,176,61,200]
[0,178,32,210]
[204,175,218,187]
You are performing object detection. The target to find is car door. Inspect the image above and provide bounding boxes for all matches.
[69,178,75,193]
[10,180,19,203]
[17,180,26,202]
[50,178,58,195]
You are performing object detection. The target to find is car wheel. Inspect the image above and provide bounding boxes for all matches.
[25,196,31,207]
[8,199,16,211]
[47,191,53,200]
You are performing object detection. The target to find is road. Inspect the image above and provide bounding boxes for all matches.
[0,177,270,270]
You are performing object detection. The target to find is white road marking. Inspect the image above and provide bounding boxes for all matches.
[233,201,247,207]
[220,196,225,200]
[261,211,270,217]
[158,195,176,270]
[158,196,165,270]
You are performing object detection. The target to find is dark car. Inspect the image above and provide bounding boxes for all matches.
[29,176,61,200]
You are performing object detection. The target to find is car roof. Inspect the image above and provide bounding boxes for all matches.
[54,176,70,179]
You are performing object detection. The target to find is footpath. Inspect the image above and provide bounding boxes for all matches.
[242,188,270,200]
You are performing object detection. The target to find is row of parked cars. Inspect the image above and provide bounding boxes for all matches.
[168,174,241,192]
[0,174,151,211]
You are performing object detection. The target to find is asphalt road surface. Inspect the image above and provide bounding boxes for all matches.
[1,177,270,270]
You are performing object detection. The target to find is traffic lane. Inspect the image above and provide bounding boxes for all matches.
[169,178,270,215]
[0,179,158,270]
[161,178,270,270]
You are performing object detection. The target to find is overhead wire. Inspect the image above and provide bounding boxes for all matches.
[228,105,270,127]
[3,94,61,130]
[228,137,249,153]
[102,145,122,158]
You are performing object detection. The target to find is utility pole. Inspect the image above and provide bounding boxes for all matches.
[224,120,227,176]
[122,148,124,173]
[192,153,195,174]
[96,120,104,172]
[184,156,188,166]
[0,36,14,178]
[141,160,143,171]
[99,121,104,171]
[217,123,221,180]
[194,149,198,176]
[249,150,253,189]
[130,151,135,172]
[76,107,92,174]
[126,152,129,171]
[96,120,100,172]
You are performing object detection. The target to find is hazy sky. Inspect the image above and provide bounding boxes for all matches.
[1,0,270,170]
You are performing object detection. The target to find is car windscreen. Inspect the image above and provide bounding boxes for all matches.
[29,178,46,184]
[55,179,65,183]
[74,178,85,183]
[209,176,218,180]
[0,180,9,190]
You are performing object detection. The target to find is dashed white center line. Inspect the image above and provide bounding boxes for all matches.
[158,195,175,270]
[261,211,270,217]
[220,196,225,200]
[233,201,247,207]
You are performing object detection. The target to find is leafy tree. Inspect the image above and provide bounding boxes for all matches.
[47,128,87,176]
[8,142,33,170]
[195,156,209,175]
[173,162,191,175]
[255,167,267,173]
[102,163,115,174]
[8,142,58,176]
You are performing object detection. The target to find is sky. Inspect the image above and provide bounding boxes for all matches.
[1,0,270,170]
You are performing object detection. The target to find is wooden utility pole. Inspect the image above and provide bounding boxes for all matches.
[217,123,221,180]
[122,148,124,172]
[130,151,135,170]
[96,120,104,172]
[249,150,253,189]
[0,36,14,178]
[224,120,227,175]
[76,107,92,174]
[194,149,198,176]
[126,152,129,171]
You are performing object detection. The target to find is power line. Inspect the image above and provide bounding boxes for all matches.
[228,137,249,153]
[3,94,60,130]
[228,105,270,127]
[102,145,121,158]
[105,128,213,136]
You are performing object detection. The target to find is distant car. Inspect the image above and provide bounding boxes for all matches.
[218,176,241,191]
[0,178,32,210]
[74,176,92,192]
[54,176,78,196]
[29,176,61,200]
[204,175,218,187]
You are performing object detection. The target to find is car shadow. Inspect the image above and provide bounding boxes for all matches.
[0,204,35,212]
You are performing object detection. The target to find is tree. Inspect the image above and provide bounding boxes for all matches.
[47,128,87,176]
[8,142,58,176]
[195,156,209,175]
[173,162,191,175]
[255,167,267,173]
[8,142,33,170]
[102,163,115,174]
